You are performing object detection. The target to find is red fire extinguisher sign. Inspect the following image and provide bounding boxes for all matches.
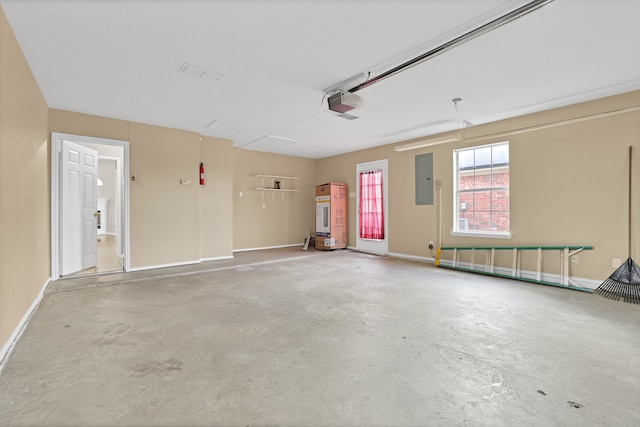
[200,162,205,185]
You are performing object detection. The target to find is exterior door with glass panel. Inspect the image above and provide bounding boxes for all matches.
[356,159,388,255]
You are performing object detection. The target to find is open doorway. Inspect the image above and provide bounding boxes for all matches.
[51,133,130,279]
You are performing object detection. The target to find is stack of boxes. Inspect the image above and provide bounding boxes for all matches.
[315,182,348,250]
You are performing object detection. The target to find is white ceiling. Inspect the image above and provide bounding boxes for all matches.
[3,0,639,159]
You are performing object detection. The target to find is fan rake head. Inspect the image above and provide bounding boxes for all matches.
[594,258,640,304]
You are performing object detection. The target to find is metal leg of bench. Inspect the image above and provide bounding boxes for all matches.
[490,248,496,274]
[470,248,475,272]
[484,251,490,273]
[565,247,585,286]
[562,247,569,286]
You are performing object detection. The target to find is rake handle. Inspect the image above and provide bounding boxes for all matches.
[629,146,633,259]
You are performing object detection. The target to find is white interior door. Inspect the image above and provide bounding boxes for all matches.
[61,140,98,275]
[356,159,388,255]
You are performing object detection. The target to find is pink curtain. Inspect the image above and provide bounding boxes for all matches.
[360,169,384,239]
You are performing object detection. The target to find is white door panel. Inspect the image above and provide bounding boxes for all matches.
[61,140,98,275]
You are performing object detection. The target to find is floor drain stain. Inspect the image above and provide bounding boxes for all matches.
[567,401,583,408]
[537,390,547,395]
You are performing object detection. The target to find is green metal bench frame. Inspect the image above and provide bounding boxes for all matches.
[436,245,594,292]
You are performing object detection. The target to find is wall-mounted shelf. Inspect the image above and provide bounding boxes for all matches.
[254,175,299,200]
[256,188,298,192]
[255,174,299,181]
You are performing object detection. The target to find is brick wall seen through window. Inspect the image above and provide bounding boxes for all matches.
[454,142,509,234]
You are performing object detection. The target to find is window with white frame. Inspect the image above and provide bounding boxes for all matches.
[454,142,510,235]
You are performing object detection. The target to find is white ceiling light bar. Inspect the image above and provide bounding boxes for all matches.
[348,0,554,93]
[267,135,298,143]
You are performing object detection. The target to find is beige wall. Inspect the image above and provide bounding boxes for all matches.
[48,110,235,268]
[48,109,317,262]
[200,136,234,259]
[233,149,316,249]
[128,123,202,267]
[48,109,316,263]
[317,91,640,282]
[0,7,50,351]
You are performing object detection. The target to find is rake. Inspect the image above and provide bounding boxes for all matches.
[595,146,640,303]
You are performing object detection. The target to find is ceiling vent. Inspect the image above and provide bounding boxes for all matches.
[205,118,246,133]
[328,92,361,113]
[178,63,224,82]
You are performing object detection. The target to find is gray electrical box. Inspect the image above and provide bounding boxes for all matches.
[415,153,433,205]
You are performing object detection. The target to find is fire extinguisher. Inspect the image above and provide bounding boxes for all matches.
[199,162,205,185]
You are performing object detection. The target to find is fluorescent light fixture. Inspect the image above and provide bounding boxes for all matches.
[394,135,460,152]
[267,135,298,143]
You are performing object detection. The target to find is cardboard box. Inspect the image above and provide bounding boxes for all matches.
[315,182,348,250]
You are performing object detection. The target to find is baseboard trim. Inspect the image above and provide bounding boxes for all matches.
[0,277,51,373]
[233,243,303,253]
[438,259,601,290]
[129,259,201,272]
[377,252,599,289]
[387,252,435,263]
[200,255,234,262]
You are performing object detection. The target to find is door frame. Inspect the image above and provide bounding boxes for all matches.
[51,132,130,280]
[98,155,124,257]
[356,159,389,255]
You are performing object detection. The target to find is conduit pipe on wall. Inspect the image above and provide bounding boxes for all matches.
[461,105,640,145]
[394,105,640,152]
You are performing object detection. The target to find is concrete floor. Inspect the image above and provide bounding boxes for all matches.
[1,248,638,426]
[69,235,124,277]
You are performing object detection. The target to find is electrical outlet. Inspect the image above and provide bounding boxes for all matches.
[428,241,434,249]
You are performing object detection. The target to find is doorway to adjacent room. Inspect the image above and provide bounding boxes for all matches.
[51,133,130,279]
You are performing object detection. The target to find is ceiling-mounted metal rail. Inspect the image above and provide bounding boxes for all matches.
[348,0,555,94]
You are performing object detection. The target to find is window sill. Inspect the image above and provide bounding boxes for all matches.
[450,230,512,239]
